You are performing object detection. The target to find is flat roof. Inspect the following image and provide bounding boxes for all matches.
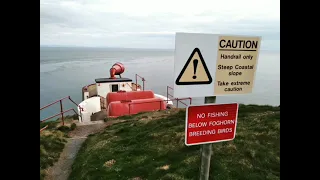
[95,78,133,83]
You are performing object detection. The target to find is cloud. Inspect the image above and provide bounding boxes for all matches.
[40,0,280,50]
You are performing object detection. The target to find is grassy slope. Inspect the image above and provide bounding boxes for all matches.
[40,117,77,180]
[69,105,280,180]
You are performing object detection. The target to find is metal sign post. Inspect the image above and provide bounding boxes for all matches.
[199,96,216,180]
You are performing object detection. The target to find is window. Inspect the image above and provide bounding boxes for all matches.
[111,84,119,92]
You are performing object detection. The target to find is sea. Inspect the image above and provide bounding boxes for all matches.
[40,47,280,120]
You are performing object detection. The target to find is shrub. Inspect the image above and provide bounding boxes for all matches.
[70,123,77,130]
[57,126,70,132]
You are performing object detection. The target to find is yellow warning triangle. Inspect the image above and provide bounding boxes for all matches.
[175,48,212,85]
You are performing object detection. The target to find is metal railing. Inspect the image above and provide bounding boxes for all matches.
[40,96,79,132]
[166,86,192,108]
[126,82,141,91]
[40,125,48,133]
[135,74,145,91]
[135,74,192,107]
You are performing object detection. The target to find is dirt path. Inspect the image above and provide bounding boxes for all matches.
[45,120,124,180]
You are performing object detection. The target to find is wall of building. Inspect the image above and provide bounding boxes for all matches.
[78,96,101,123]
[96,82,133,98]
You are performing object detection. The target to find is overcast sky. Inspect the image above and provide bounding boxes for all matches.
[40,0,280,50]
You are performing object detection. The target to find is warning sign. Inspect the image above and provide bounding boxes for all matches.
[185,103,239,146]
[173,33,261,98]
[175,48,212,85]
[214,36,261,95]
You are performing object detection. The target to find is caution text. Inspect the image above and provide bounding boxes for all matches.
[219,39,258,50]
[214,36,260,95]
[220,54,254,60]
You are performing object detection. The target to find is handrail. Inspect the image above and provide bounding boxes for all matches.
[127,82,141,91]
[40,96,69,110]
[40,96,79,126]
[68,97,78,106]
[135,74,145,91]
[40,96,78,110]
[166,86,192,108]
[40,125,48,133]
[40,108,79,123]
[126,82,135,91]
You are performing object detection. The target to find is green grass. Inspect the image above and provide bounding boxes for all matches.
[40,117,77,180]
[69,104,280,180]
[104,111,150,122]
[40,130,67,180]
[40,114,77,130]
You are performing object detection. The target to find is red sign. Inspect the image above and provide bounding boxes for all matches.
[185,103,239,146]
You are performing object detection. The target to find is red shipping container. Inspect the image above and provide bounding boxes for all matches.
[106,90,155,107]
[107,97,167,117]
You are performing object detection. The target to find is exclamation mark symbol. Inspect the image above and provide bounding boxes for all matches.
[192,59,198,79]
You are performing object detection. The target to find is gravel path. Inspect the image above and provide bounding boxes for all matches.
[44,138,86,180]
[45,120,124,180]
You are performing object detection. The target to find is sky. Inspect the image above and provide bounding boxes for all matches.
[40,0,280,50]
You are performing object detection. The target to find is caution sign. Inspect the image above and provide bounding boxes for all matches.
[214,36,261,95]
[175,48,212,85]
[173,33,261,98]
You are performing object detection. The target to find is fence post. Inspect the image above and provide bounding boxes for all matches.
[142,78,145,91]
[176,99,179,108]
[167,86,169,103]
[135,74,137,90]
[60,100,64,125]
